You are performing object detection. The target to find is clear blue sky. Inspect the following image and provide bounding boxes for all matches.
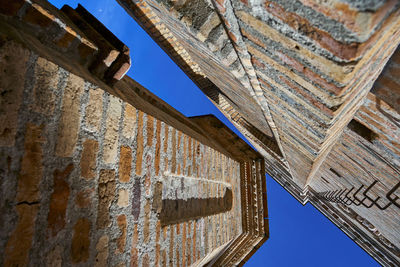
[50,1,379,266]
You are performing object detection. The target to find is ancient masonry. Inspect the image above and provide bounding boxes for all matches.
[114,0,400,266]
[0,0,268,266]
[0,0,399,266]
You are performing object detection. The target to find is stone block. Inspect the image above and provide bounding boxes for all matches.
[122,104,137,138]
[85,88,103,132]
[103,95,122,164]
[117,189,129,207]
[55,73,84,157]
[119,145,132,182]
[95,235,109,266]
[97,169,116,229]
[80,139,99,179]
[71,218,91,263]
[47,164,73,237]
[31,57,58,115]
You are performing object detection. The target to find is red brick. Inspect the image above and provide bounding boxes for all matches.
[155,120,162,175]
[96,169,116,229]
[143,200,151,243]
[75,188,94,208]
[80,139,99,179]
[163,125,169,172]
[119,146,132,182]
[4,204,39,266]
[147,115,154,147]
[143,253,150,267]
[116,214,127,253]
[55,74,84,157]
[130,224,138,267]
[47,164,73,237]
[171,129,177,173]
[136,111,144,175]
[71,218,91,263]
[16,123,45,203]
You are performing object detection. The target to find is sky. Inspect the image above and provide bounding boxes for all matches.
[49,1,379,266]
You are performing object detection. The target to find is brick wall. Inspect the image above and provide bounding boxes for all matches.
[116,0,400,265]
[0,40,250,266]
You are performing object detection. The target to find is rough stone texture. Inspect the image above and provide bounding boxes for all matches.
[0,2,268,266]
[103,95,122,164]
[95,235,109,267]
[119,145,132,182]
[97,169,116,229]
[47,164,73,237]
[15,123,45,203]
[85,88,103,132]
[76,188,95,209]
[0,41,29,147]
[71,218,91,263]
[123,104,137,138]
[118,0,400,265]
[31,57,58,115]
[116,214,127,253]
[46,246,62,267]
[4,204,40,267]
[117,189,129,207]
[55,73,84,157]
[80,139,99,179]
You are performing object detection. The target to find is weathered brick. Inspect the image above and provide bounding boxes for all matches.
[117,189,129,207]
[71,218,91,263]
[5,124,44,266]
[169,225,174,267]
[155,221,161,266]
[177,131,182,175]
[75,188,94,208]
[163,125,169,172]
[116,214,127,253]
[55,73,84,157]
[0,41,29,147]
[182,222,187,267]
[46,246,62,267]
[80,139,99,179]
[155,120,162,175]
[136,111,144,175]
[85,88,103,132]
[193,221,197,263]
[31,57,58,114]
[147,115,154,147]
[143,200,151,243]
[123,104,137,138]
[131,178,141,220]
[130,224,138,267]
[97,169,116,229]
[95,235,109,267]
[119,145,132,182]
[103,95,122,164]
[144,154,152,195]
[4,204,39,267]
[140,253,148,267]
[171,128,177,173]
[16,123,45,203]
[47,164,73,237]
